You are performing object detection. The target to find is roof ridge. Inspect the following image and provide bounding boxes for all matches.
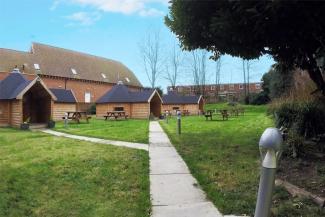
[32,42,123,64]
[0,47,31,54]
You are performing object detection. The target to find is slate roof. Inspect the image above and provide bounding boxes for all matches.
[162,92,202,105]
[0,43,142,87]
[50,88,77,103]
[97,84,156,103]
[0,72,32,99]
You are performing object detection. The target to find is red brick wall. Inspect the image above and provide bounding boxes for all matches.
[39,76,141,103]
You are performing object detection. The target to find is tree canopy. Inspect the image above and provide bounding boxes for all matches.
[165,0,325,95]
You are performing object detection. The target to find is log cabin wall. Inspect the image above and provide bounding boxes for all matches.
[0,101,10,126]
[10,100,23,127]
[52,103,76,121]
[96,103,131,118]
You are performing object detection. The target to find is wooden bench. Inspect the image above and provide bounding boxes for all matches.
[220,109,229,121]
[105,111,128,120]
[182,110,190,116]
[63,111,91,124]
[204,110,213,121]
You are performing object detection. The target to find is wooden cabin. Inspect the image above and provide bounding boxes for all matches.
[50,88,77,121]
[0,71,78,127]
[162,92,204,115]
[96,83,162,119]
[0,71,56,127]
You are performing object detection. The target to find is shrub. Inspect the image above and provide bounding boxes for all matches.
[270,100,325,139]
[250,92,270,105]
[88,104,96,115]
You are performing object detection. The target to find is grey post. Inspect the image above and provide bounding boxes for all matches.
[64,112,68,128]
[254,128,283,217]
[177,110,181,135]
[165,111,169,124]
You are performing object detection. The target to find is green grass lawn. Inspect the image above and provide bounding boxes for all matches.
[55,118,149,144]
[0,128,150,217]
[160,103,323,216]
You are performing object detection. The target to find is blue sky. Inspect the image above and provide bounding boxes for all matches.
[0,0,274,91]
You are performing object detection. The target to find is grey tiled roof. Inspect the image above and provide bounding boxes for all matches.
[0,72,31,99]
[50,88,76,103]
[162,92,201,105]
[97,84,156,103]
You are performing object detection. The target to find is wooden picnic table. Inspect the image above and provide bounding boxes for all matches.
[219,109,229,120]
[204,110,214,120]
[65,111,91,123]
[182,110,190,116]
[104,111,128,120]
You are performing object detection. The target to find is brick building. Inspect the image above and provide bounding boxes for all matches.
[0,43,142,111]
[168,82,263,102]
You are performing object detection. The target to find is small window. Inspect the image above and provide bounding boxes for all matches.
[172,107,180,110]
[101,73,107,79]
[85,92,91,103]
[34,63,40,70]
[211,86,215,91]
[229,84,235,90]
[220,84,224,90]
[239,84,244,89]
[255,83,261,89]
[125,77,130,83]
[71,68,77,75]
[114,107,124,111]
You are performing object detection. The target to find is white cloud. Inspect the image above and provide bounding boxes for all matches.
[50,0,61,10]
[68,0,167,16]
[65,12,101,26]
[139,8,164,17]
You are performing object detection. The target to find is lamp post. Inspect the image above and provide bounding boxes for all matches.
[165,111,169,124]
[177,110,181,135]
[254,127,283,217]
[64,112,68,128]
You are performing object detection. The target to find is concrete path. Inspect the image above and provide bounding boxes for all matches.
[41,129,148,151]
[149,121,223,217]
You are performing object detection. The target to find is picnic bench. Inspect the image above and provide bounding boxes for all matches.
[204,110,214,121]
[63,111,91,124]
[182,110,190,116]
[104,111,128,120]
[219,109,229,121]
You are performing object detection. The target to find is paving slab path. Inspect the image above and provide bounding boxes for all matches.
[41,129,148,151]
[149,121,224,217]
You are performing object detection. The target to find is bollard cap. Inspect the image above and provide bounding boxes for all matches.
[259,127,282,151]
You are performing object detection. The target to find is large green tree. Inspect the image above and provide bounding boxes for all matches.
[165,0,325,95]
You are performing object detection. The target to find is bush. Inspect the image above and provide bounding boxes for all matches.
[282,130,305,158]
[270,100,325,139]
[250,92,270,105]
[88,104,96,115]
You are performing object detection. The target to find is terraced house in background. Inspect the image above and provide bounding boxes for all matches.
[169,82,263,102]
[0,42,143,111]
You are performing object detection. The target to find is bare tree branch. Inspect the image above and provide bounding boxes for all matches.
[139,30,163,88]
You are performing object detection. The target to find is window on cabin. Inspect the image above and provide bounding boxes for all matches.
[239,84,244,89]
[220,84,224,90]
[114,107,124,111]
[172,107,180,110]
[229,84,235,90]
[255,83,261,89]
[85,92,91,103]
[101,73,107,79]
